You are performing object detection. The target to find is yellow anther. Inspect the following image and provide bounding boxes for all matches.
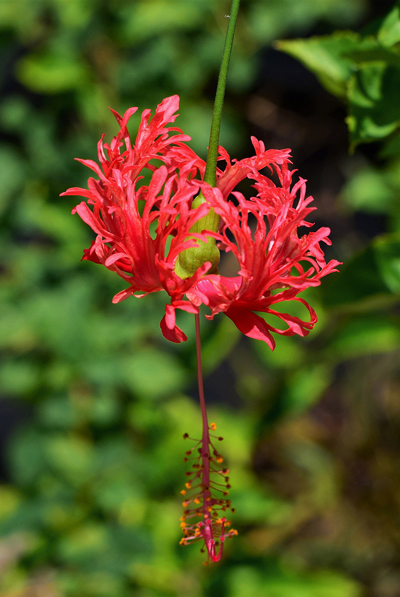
[210,422,217,430]
[180,490,186,496]
[194,497,200,504]
[182,500,189,507]
[185,482,192,489]
[216,457,223,463]
[180,522,186,529]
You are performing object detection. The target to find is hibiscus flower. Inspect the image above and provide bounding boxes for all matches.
[63,94,340,563]
[62,95,338,347]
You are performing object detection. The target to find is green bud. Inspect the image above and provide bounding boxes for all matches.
[174,192,220,279]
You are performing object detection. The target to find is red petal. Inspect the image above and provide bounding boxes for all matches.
[112,288,136,303]
[226,308,276,349]
[160,306,187,343]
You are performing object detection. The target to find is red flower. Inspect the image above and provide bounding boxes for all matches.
[62,95,339,346]
[63,95,340,563]
[188,159,341,349]
[62,96,214,342]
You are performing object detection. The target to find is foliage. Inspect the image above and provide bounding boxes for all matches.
[1,0,400,596]
[277,1,400,149]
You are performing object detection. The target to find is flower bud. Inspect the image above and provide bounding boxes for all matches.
[174,192,220,279]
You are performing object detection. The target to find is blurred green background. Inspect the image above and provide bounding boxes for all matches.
[1,0,400,595]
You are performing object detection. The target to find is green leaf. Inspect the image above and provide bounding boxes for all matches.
[347,62,400,147]
[340,167,396,213]
[0,145,27,215]
[0,360,39,396]
[45,435,94,485]
[38,396,77,430]
[379,133,400,157]
[121,349,187,399]
[57,523,108,562]
[281,364,333,416]
[345,45,400,67]
[8,430,46,487]
[277,30,400,148]
[327,314,400,358]
[228,565,362,597]
[374,234,400,292]
[277,33,362,98]
[117,1,204,44]
[17,51,89,94]
[0,486,21,521]
[57,571,126,597]
[378,1,400,47]
[58,524,152,573]
[201,315,240,372]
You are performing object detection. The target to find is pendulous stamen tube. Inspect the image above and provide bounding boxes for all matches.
[179,315,237,563]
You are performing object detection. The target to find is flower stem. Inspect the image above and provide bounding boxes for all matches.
[204,0,241,187]
[195,312,209,437]
[174,0,240,280]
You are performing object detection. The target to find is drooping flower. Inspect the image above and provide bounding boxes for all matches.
[63,94,340,563]
[62,95,333,345]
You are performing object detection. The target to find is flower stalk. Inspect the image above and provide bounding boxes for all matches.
[174,0,241,280]
[204,0,241,186]
[179,2,241,560]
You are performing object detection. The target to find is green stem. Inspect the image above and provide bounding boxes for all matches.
[174,0,241,280]
[204,0,241,186]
